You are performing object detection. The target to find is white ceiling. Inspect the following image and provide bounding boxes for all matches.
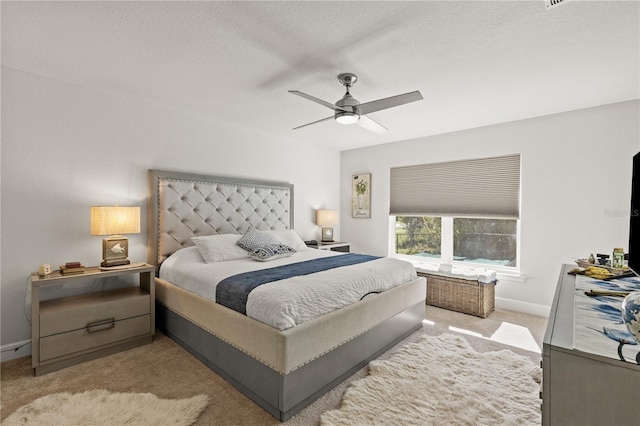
[2,1,639,151]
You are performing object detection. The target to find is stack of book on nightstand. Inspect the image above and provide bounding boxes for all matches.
[60,261,86,275]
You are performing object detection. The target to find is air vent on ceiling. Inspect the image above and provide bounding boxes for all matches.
[545,0,570,9]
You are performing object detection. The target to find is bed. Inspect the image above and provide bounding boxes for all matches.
[147,169,426,421]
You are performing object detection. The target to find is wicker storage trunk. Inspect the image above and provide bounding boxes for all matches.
[418,272,495,318]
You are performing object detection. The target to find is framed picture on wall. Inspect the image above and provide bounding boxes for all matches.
[352,173,371,218]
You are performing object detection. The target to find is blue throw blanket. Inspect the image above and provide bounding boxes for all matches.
[216,253,380,315]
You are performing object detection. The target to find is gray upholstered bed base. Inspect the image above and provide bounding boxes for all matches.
[156,301,424,421]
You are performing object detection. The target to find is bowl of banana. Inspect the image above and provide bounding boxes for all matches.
[581,265,617,280]
[569,264,622,280]
[575,259,629,276]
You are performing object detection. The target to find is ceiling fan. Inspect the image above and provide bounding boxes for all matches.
[289,73,423,134]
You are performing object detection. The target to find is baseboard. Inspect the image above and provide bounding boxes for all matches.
[1,339,31,363]
[495,297,550,318]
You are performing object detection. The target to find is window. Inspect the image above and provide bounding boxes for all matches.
[453,218,517,266]
[390,154,521,271]
[395,216,442,259]
[393,216,519,269]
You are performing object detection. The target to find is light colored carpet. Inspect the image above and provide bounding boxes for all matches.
[2,390,209,426]
[1,307,547,425]
[320,333,541,426]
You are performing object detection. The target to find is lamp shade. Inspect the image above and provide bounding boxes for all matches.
[316,209,338,226]
[91,206,140,236]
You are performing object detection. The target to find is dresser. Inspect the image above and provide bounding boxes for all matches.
[542,265,640,425]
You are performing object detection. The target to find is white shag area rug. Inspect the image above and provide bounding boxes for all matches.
[320,333,541,426]
[3,390,210,426]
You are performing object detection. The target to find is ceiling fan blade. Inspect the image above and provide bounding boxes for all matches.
[289,90,346,112]
[357,91,423,115]
[293,116,334,130]
[357,115,388,134]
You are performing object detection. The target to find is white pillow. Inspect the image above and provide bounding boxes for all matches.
[191,234,250,263]
[262,229,310,251]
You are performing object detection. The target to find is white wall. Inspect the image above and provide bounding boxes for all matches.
[1,67,341,358]
[341,101,640,316]
[3,66,637,359]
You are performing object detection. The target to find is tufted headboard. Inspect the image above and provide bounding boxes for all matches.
[148,169,294,272]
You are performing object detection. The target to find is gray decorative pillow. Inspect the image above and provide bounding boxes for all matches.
[261,230,310,251]
[237,227,282,252]
[249,244,296,262]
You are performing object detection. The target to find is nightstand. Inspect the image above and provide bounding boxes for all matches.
[316,242,350,253]
[30,263,155,375]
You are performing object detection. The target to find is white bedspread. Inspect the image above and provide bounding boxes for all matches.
[160,247,418,330]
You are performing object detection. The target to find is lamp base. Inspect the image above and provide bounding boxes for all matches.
[101,236,131,268]
[100,259,131,268]
[321,227,334,242]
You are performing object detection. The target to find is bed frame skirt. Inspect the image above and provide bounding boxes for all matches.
[156,301,424,421]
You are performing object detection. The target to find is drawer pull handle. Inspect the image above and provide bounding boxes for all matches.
[86,318,115,333]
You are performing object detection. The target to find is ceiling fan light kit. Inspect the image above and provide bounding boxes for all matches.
[335,111,360,125]
[289,73,422,134]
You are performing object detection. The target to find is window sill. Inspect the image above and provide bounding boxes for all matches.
[495,271,526,282]
[396,255,526,283]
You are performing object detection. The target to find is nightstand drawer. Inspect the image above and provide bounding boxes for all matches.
[40,287,150,337]
[316,242,350,252]
[39,314,150,362]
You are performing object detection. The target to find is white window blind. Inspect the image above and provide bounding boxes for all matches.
[390,154,520,218]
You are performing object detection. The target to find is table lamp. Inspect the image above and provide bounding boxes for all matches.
[91,206,140,267]
[316,209,338,242]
